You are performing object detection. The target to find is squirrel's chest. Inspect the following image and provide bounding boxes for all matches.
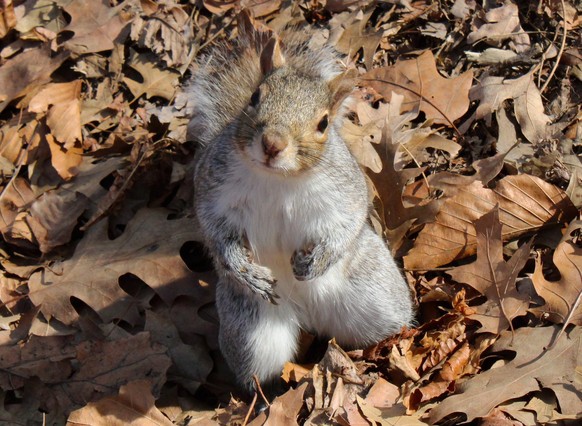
[218,171,325,257]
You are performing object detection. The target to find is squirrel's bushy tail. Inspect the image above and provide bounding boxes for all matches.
[185,12,342,145]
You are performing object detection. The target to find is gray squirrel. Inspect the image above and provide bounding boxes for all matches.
[187,14,414,393]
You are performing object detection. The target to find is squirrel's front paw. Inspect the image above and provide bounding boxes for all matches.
[291,245,331,281]
[242,264,279,304]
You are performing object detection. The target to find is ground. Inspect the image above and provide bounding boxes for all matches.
[0,0,581,425]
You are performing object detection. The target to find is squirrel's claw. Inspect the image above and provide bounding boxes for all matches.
[291,246,331,281]
[242,264,279,304]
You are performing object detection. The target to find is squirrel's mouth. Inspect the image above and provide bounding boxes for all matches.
[261,157,289,173]
[244,135,302,175]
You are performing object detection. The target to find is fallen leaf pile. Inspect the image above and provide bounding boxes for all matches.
[0,0,581,425]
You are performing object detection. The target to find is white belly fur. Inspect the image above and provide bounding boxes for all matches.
[213,161,347,329]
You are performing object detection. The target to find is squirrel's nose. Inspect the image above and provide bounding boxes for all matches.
[262,132,288,159]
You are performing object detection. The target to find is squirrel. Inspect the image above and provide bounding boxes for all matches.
[186,14,414,393]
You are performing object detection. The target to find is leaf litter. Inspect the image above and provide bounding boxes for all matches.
[0,0,581,425]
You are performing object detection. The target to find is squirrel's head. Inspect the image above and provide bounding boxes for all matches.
[234,37,354,175]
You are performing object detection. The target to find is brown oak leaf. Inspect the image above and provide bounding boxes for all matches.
[448,206,532,333]
[28,208,211,325]
[362,50,474,125]
[429,326,582,423]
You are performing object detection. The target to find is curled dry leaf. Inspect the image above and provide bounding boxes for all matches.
[0,0,17,37]
[66,380,173,426]
[513,73,551,143]
[362,50,473,125]
[467,70,551,143]
[448,206,532,333]
[203,0,281,17]
[333,9,381,70]
[340,118,382,172]
[0,177,35,234]
[368,95,441,249]
[130,2,194,69]
[467,1,530,52]
[531,238,582,328]
[404,175,577,270]
[28,80,83,148]
[26,189,89,253]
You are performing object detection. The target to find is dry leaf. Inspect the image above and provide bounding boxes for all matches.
[362,51,474,125]
[66,380,173,426]
[123,50,180,100]
[28,209,208,325]
[429,326,582,423]
[470,73,528,120]
[45,133,83,179]
[130,3,194,69]
[531,239,582,328]
[341,118,382,172]
[26,189,89,253]
[0,332,170,415]
[28,80,83,148]
[263,382,307,426]
[13,0,65,35]
[0,177,36,235]
[356,395,429,426]
[145,308,213,395]
[334,10,382,70]
[513,74,551,143]
[448,207,532,332]
[0,45,69,114]
[364,377,400,409]
[0,0,17,37]
[467,1,530,52]
[282,362,312,383]
[369,96,439,248]
[61,0,129,54]
[404,175,576,270]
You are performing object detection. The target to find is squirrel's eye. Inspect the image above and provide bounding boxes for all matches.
[317,114,328,133]
[250,89,260,107]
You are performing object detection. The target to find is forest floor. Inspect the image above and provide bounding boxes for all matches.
[0,0,581,425]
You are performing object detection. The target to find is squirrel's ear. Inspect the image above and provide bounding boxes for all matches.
[260,37,286,75]
[329,69,357,111]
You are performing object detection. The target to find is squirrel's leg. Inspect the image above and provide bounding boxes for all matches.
[313,225,414,346]
[215,276,300,394]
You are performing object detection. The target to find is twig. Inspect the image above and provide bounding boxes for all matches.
[241,392,257,426]
[398,142,431,194]
[540,0,568,94]
[253,374,270,407]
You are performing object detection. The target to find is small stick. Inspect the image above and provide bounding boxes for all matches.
[253,374,270,407]
[540,0,568,94]
[241,392,257,426]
